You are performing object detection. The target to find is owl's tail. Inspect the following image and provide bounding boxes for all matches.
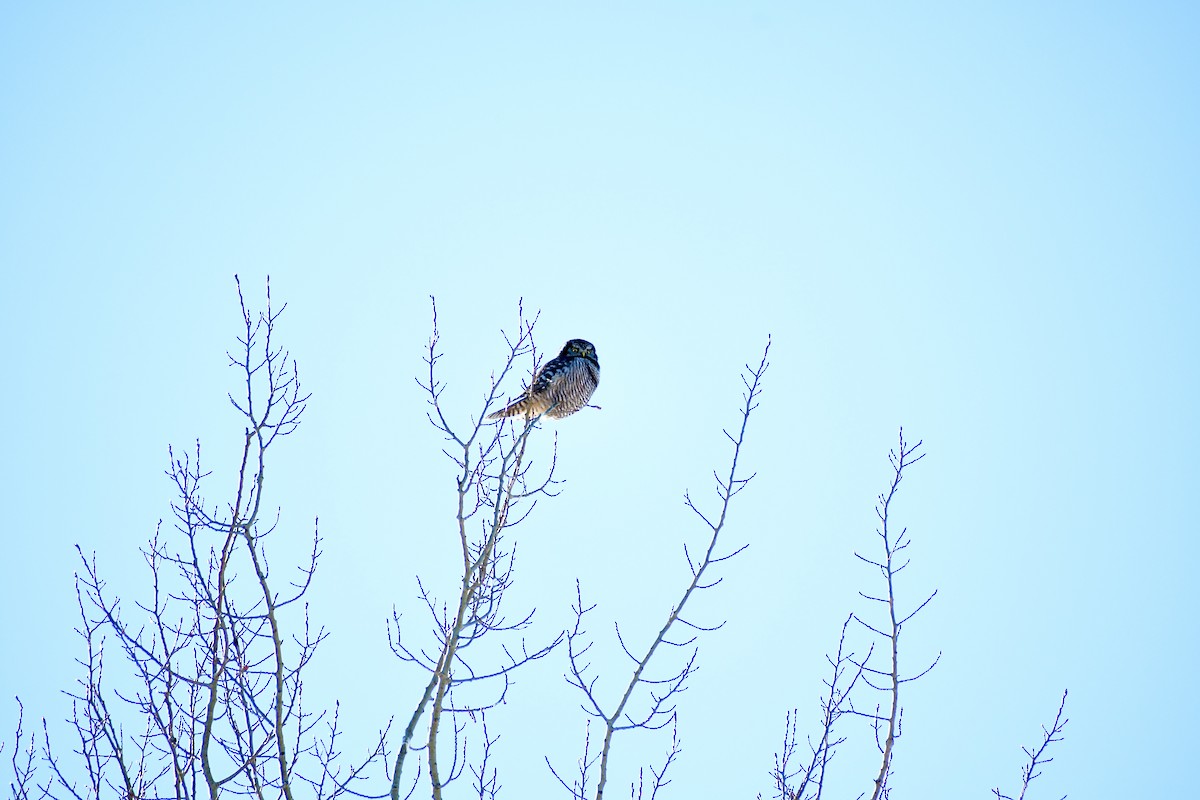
[487,396,550,420]
[486,398,530,420]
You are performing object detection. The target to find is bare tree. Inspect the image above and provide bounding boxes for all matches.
[765,430,1068,800]
[547,341,772,800]
[5,284,1070,800]
[388,299,565,800]
[9,277,388,800]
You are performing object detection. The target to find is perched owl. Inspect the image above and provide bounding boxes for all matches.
[487,339,600,420]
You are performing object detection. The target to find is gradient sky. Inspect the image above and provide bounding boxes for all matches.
[2,4,1198,798]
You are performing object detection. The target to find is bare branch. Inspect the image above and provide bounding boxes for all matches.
[392,300,563,799]
[555,338,770,800]
[992,690,1069,800]
[861,428,933,800]
[25,277,388,800]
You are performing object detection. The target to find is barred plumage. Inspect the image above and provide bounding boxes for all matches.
[488,339,600,421]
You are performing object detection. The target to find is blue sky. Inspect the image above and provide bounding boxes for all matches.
[2,4,1197,798]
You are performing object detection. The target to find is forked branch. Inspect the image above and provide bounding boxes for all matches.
[848,428,938,800]
[392,299,564,800]
[992,690,1069,800]
[557,338,770,800]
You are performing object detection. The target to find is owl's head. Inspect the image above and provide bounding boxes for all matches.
[560,339,598,363]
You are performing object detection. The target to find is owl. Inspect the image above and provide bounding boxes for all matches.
[487,339,600,421]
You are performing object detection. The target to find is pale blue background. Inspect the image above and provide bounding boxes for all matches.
[2,4,1197,798]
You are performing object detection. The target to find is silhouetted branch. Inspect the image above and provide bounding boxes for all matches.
[992,690,1069,800]
[19,277,387,800]
[769,615,872,800]
[555,338,770,799]
[846,428,937,800]
[392,299,564,800]
[7,699,42,800]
